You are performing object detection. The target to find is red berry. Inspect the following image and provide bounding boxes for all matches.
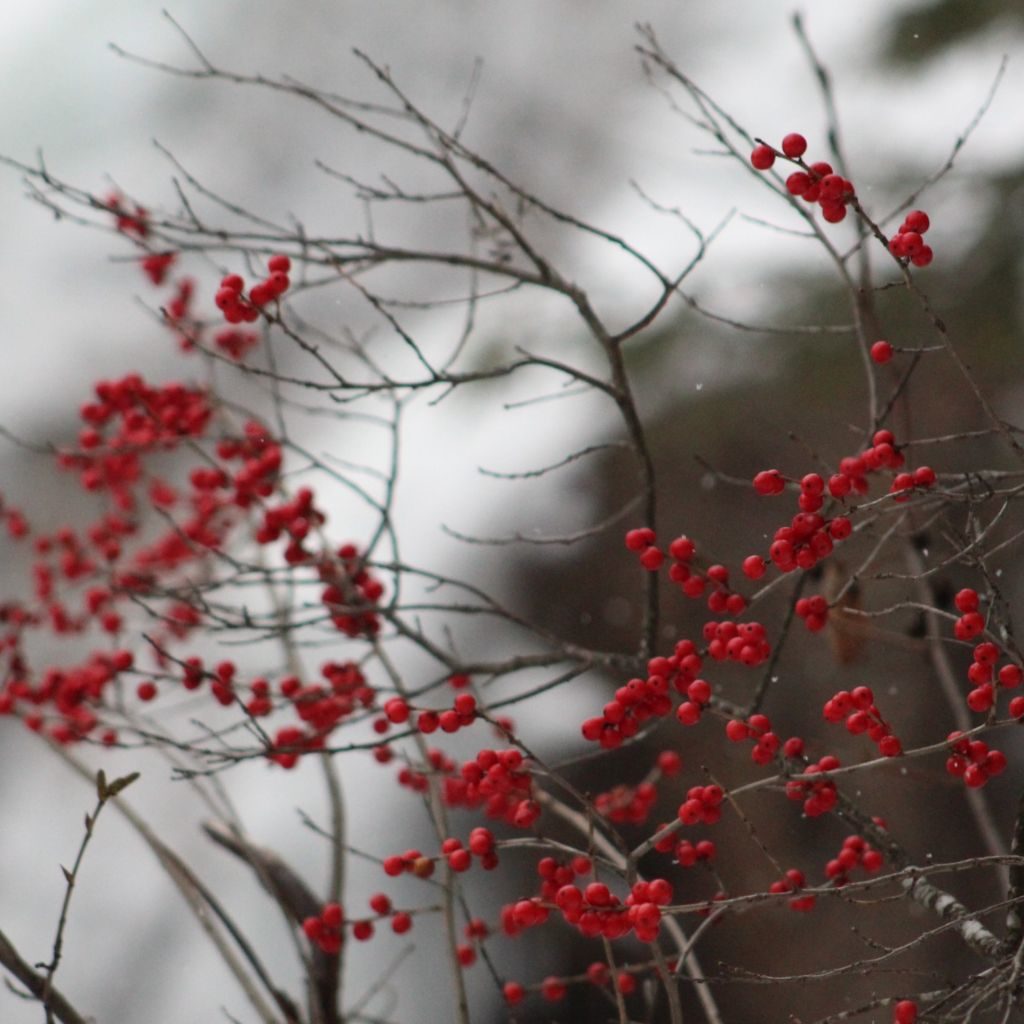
[879,735,902,757]
[903,210,930,234]
[639,546,664,571]
[540,977,567,1002]
[893,999,917,1024]
[900,231,924,256]
[668,535,695,560]
[742,555,766,579]
[781,133,808,158]
[726,719,750,742]
[870,340,894,364]
[751,144,776,170]
[384,697,410,724]
[503,981,525,1006]
[786,171,812,196]
[999,664,1023,688]
[136,681,157,702]
[676,702,701,726]
[753,469,785,495]
[821,202,847,224]
[382,855,405,877]
[625,527,655,551]
[911,245,933,268]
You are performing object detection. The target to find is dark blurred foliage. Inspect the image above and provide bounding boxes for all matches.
[882,0,1024,63]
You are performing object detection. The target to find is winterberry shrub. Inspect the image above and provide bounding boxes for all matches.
[0,17,1022,1024]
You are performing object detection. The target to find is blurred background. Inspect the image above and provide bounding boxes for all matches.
[1,2,1023,1021]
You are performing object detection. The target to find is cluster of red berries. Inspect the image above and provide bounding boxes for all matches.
[213,327,260,361]
[677,783,724,825]
[749,431,938,585]
[751,474,851,575]
[751,134,938,267]
[795,594,830,632]
[0,494,28,541]
[499,856,589,942]
[214,255,292,323]
[596,780,656,825]
[66,375,214,503]
[725,712,795,765]
[786,755,840,817]
[302,895,411,955]
[502,961,642,1005]
[625,528,747,614]
[501,893,549,934]
[536,854,594,901]
[215,421,283,503]
[594,750,681,825]
[164,277,197,350]
[257,486,326,555]
[824,834,884,886]
[551,875,672,943]
[439,747,539,829]
[382,847,438,880]
[141,252,176,285]
[889,209,933,267]
[417,693,479,735]
[318,542,384,637]
[963,640,1022,714]
[454,918,489,968]
[890,464,936,502]
[624,526,664,570]
[249,664,372,767]
[105,190,149,238]
[769,867,815,912]
[295,663,375,729]
[0,648,132,741]
[391,744,447,792]
[952,587,985,641]
[504,858,600,937]
[702,619,772,666]
[581,643,704,748]
[107,193,284,361]
[829,428,905,495]
[675,676,712,726]
[823,686,902,757]
[750,134,856,224]
[945,732,1007,789]
[365,892,413,934]
[302,902,344,954]
[669,837,716,867]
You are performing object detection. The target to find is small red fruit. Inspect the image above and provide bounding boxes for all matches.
[871,340,894,364]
